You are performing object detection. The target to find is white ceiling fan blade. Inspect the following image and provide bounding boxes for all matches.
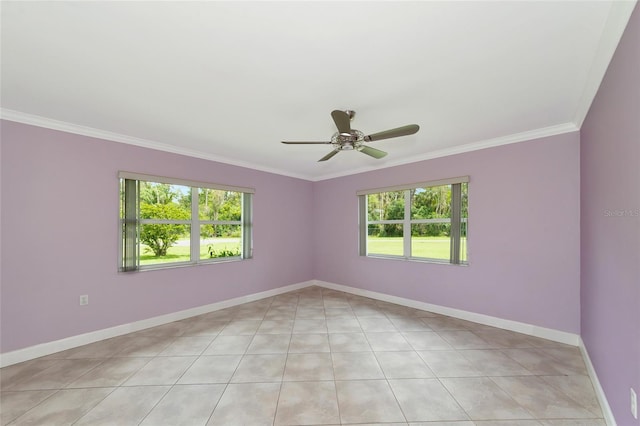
[281,141,332,144]
[359,146,387,159]
[331,110,351,134]
[318,150,339,162]
[364,124,419,142]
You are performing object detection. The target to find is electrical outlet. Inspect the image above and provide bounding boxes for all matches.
[632,388,638,420]
[79,295,89,306]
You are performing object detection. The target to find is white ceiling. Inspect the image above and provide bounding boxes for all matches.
[1,1,636,181]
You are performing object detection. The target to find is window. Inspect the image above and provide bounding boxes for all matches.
[119,172,253,271]
[358,177,468,264]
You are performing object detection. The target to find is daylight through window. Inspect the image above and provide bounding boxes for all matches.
[358,177,468,264]
[119,172,253,271]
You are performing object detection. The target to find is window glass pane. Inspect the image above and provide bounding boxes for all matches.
[140,225,190,265]
[360,181,467,264]
[119,179,124,219]
[200,224,241,259]
[411,223,450,260]
[461,182,468,218]
[120,175,251,271]
[140,182,191,220]
[460,220,468,263]
[411,185,451,220]
[367,224,404,256]
[120,178,138,271]
[199,189,241,221]
[367,191,405,222]
[461,182,468,263]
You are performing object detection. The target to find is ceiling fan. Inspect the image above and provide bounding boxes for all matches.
[281,110,420,162]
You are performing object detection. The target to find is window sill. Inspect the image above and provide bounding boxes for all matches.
[120,257,249,273]
[363,254,468,266]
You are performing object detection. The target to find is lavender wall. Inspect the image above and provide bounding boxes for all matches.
[313,132,581,333]
[581,4,640,425]
[0,120,314,353]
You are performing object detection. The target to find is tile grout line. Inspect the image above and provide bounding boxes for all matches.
[202,299,274,426]
[69,385,121,426]
[203,297,276,425]
[268,293,292,426]
[323,290,344,426]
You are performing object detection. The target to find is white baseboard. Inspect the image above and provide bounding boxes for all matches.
[313,280,580,346]
[0,280,315,367]
[0,279,582,367]
[579,337,617,426]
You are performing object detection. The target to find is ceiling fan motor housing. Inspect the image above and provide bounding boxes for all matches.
[331,129,364,151]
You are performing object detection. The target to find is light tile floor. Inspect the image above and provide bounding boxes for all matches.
[0,286,605,425]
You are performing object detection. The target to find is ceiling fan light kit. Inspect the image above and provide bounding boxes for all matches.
[282,110,420,162]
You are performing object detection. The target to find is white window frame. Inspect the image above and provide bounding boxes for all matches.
[357,176,469,265]
[119,172,254,272]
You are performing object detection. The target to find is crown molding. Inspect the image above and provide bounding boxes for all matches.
[1,108,578,183]
[573,0,637,128]
[0,108,313,181]
[311,122,579,181]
